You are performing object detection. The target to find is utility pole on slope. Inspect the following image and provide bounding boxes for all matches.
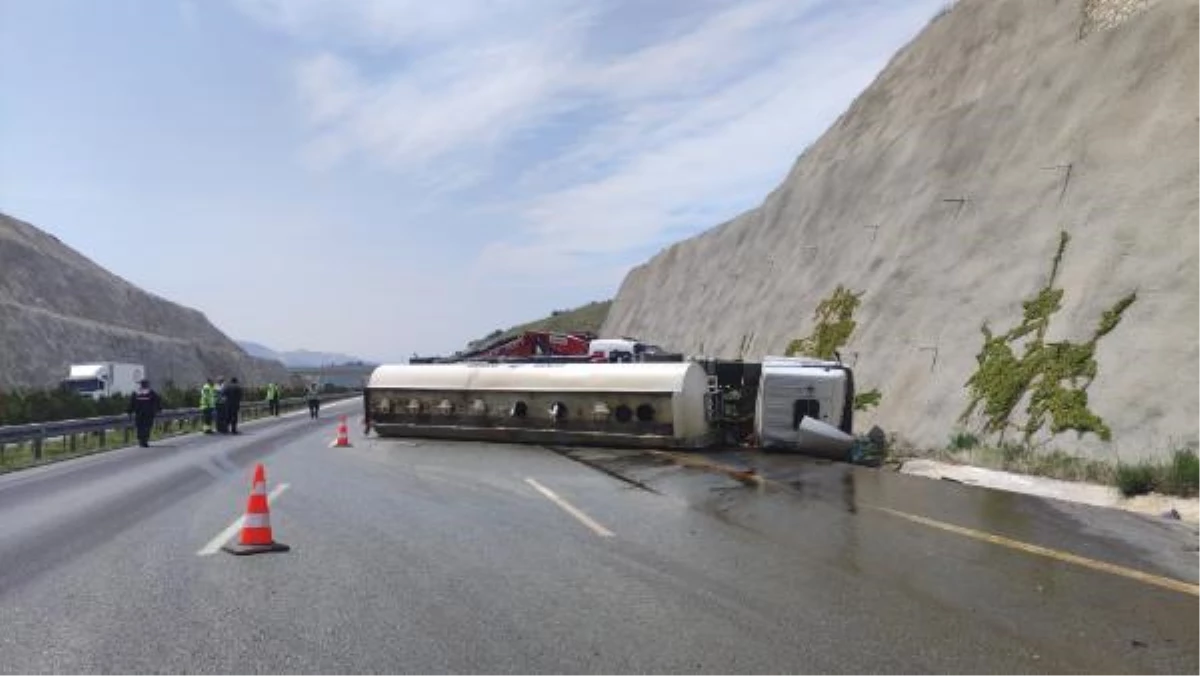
[941,197,970,222]
[1039,163,1074,206]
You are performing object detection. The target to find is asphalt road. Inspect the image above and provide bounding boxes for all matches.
[0,402,1195,674]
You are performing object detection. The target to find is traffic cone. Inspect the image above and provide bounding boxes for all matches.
[222,463,290,556]
[330,415,352,448]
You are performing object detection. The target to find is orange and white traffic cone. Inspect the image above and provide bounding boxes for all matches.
[330,415,352,448]
[222,463,290,556]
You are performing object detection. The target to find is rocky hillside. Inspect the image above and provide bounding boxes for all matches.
[466,300,611,351]
[603,0,1198,459]
[0,212,291,391]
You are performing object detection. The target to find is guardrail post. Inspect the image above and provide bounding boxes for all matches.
[33,428,44,460]
[69,434,77,453]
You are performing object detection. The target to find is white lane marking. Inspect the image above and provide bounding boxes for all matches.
[196,482,290,556]
[524,477,614,538]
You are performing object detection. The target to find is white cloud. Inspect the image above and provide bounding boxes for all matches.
[294,52,361,126]
[235,0,583,50]
[283,4,594,174]
[177,0,199,29]
[236,0,946,311]
[478,0,946,279]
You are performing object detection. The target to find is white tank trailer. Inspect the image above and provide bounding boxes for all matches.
[363,356,859,459]
[364,361,716,449]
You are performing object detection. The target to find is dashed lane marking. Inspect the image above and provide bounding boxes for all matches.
[525,477,615,538]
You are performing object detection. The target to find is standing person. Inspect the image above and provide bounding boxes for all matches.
[200,378,216,434]
[265,382,281,417]
[215,376,228,433]
[306,381,321,419]
[225,377,245,434]
[127,379,162,448]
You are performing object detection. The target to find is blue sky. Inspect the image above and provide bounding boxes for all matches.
[0,0,944,362]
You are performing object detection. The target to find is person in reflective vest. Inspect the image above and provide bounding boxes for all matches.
[265,382,281,417]
[215,376,229,433]
[127,379,163,448]
[200,378,216,434]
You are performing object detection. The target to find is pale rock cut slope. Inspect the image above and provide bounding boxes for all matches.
[603,0,1198,459]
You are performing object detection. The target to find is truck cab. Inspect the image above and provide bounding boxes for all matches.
[753,355,856,454]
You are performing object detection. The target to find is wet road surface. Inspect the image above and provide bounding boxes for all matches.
[0,404,1196,674]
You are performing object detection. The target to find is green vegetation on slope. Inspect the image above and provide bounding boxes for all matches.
[960,232,1137,443]
[468,300,612,350]
[783,284,882,412]
[784,285,862,359]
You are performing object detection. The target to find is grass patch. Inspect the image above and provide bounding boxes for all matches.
[926,436,1199,497]
[978,443,1115,484]
[1115,463,1157,497]
[0,421,197,472]
[1114,448,1199,498]
[1164,449,1200,496]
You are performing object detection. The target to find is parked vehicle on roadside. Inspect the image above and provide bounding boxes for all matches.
[61,362,146,401]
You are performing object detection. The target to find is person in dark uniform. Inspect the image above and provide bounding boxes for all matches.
[225,377,245,434]
[306,382,321,419]
[127,379,163,448]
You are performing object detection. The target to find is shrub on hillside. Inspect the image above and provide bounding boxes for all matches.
[1115,463,1156,497]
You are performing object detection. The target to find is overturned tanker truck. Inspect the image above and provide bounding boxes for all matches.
[363,353,860,459]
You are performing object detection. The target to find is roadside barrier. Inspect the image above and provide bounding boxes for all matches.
[0,392,361,471]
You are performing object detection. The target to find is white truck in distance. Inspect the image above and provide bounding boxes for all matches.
[62,362,145,400]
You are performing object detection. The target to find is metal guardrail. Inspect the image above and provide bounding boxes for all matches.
[0,392,360,466]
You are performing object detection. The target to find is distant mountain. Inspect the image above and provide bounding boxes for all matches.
[280,349,374,368]
[238,340,282,361]
[236,341,374,368]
